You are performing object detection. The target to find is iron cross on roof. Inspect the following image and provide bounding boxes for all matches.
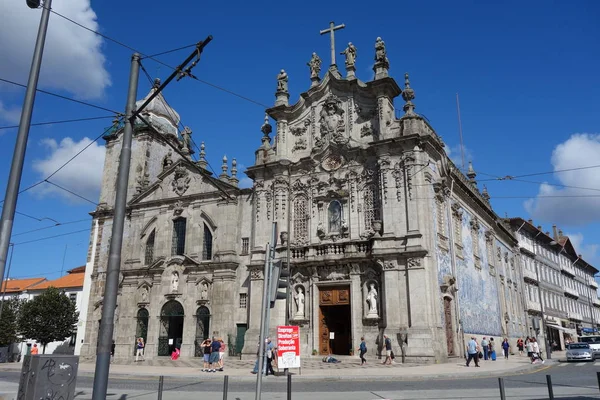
[320,21,345,67]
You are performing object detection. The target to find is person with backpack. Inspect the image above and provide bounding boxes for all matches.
[358,337,367,365]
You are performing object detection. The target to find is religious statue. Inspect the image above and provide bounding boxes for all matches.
[294,286,305,318]
[171,272,179,292]
[328,201,342,233]
[200,282,208,300]
[276,69,288,93]
[307,52,322,78]
[374,37,389,65]
[318,94,346,143]
[140,286,148,303]
[366,283,378,316]
[181,126,192,152]
[340,42,357,67]
[162,151,173,169]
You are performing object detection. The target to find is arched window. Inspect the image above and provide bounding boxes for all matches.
[145,230,155,265]
[363,184,381,230]
[202,223,213,260]
[293,195,309,244]
[172,218,186,256]
[328,200,342,233]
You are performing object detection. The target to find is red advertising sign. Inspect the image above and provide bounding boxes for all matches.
[277,325,301,368]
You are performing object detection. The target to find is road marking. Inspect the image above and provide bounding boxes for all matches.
[576,362,586,366]
[595,362,600,366]
[558,363,568,367]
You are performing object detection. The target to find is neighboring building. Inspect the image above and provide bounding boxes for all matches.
[508,218,600,351]
[80,37,527,363]
[0,278,46,301]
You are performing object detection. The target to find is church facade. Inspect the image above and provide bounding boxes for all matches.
[80,37,527,363]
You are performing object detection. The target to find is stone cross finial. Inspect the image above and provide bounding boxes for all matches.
[467,161,477,186]
[261,114,272,147]
[402,73,416,115]
[319,21,345,68]
[230,158,239,187]
[220,155,229,180]
[197,141,207,169]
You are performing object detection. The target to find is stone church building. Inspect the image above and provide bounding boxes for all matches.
[80,37,527,363]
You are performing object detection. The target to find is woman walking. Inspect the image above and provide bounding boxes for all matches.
[135,338,145,362]
[358,337,367,365]
[502,338,510,359]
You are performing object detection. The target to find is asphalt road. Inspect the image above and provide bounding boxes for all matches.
[1,361,599,399]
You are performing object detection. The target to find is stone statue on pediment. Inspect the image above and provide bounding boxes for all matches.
[307,53,322,79]
[340,42,357,67]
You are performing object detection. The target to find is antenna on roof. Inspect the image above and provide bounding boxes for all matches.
[60,244,68,276]
[456,93,466,171]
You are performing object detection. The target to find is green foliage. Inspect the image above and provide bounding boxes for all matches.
[18,287,79,354]
[0,298,23,346]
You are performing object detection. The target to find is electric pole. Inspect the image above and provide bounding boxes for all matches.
[0,0,52,319]
[91,37,212,400]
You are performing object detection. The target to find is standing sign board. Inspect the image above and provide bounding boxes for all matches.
[277,325,301,368]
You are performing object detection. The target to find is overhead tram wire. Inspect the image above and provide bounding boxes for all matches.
[43,8,270,109]
[0,78,120,115]
[0,115,115,131]
[44,181,98,205]
[141,44,199,59]
[12,228,90,246]
[0,117,123,205]
[12,218,90,237]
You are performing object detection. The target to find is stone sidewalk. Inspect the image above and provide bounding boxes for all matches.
[0,352,558,381]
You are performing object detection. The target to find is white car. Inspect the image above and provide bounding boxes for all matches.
[566,343,594,362]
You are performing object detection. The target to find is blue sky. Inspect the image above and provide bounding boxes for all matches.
[0,0,599,280]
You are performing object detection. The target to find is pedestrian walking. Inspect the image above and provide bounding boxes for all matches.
[465,337,480,367]
[358,337,367,365]
[201,338,212,372]
[135,338,145,362]
[111,340,115,363]
[30,344,39,355]
[481,337,489,360]
[265,338,276,376]
[502,338,510,359]
[382,335,393,365]
[517,338,524,356]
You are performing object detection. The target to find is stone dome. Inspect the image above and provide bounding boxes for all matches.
[135,78,180,136]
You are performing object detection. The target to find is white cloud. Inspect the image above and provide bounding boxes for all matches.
[565,232,599,265]
[444,143,473,171]
[0,0,110,101]
[0,101,22,124]
[32,137,105,203]
[524,134,600,225]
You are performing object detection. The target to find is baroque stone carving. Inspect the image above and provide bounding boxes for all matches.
[172,165,191,196]
[318,94,347,145]
[470,217,480,231]
[162,151,173,170]
[360,124,373,137]
[173,200,184,215]
[374,37,389,66]
[307,53,322,79]
[292,138,307,153]
[440,274,458,295]
[407,258,421,268]
[340,42,357,67]
[250,270,262,280]
[171,272,179,292]
[277,69,289,93]
[318,265,349,281]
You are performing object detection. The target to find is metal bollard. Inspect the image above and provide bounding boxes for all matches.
[498,377,506,400]
[546,375,554,400]
[287,374,292,400]
[157,375,164,400]
[223,375,229,400]
[597,371,600,393]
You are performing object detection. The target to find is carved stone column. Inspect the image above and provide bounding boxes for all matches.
[242,265,265,355]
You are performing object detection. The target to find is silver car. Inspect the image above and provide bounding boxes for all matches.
[566,343,594,362]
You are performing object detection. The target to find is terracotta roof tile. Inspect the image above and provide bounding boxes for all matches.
[0,278,46,293]
[28,271,85,291]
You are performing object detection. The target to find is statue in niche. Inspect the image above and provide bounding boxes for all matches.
[294,286,305,318]
[200,282,209,300]
[328,201,342,233]
[340,42,357,67]
[307,53,322,78]
[366,282,378,317]
[171,272,179,292]
[277,69,288,93]
[140,286,148,303]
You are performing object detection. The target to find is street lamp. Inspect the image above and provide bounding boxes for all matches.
[279,158,292,326]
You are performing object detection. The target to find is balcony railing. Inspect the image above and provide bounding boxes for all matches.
[564,287,579,298]
[561,264,576,276]
[569,312,583,321]
[593,298,600,307]
[526,300,541,312]
[287,240,372,261]
[523,268,537,281]
[589,277,598,289]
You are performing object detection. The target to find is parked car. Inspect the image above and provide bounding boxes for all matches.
[566,342,594,362]
[578,335,600,359]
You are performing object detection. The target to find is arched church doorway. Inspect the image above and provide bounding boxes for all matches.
[134,308,149,355]
[443,297,455,356]
[318,286,351,355]
[158,300,184,356]
[194,306,211,356]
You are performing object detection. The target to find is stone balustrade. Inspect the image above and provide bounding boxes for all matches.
[282,240,372,261]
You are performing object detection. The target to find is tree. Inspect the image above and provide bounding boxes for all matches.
[18,287,79,354]
[0,298,23,346]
